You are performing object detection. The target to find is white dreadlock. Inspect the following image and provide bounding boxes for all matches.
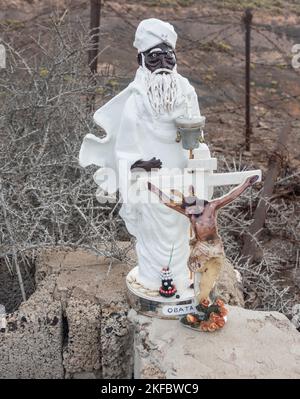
[141,54,180,115]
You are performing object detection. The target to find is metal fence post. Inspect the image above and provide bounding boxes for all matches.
[88,0,101,75]
[244,8,253,151]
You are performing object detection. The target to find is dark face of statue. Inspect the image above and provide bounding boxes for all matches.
[183,198,209,217]
[138,43,176,73]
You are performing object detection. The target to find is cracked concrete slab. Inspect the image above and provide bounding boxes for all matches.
[0,276,64,379]
[0,246,133,379]
[130,306,300,379]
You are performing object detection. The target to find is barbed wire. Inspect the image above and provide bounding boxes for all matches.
[101,2,300,132]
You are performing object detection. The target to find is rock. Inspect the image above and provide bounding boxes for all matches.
[38,245,134,379]
[0,276,64,379]
[0,304,6,330]
[63,297,102,377]
[101,303,134,379]
[291,304,300,330]
[214,259,244,307]
[130,306,300,379]
[0,244,133,379]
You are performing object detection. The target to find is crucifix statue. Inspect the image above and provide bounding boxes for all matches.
[148,175,259,330]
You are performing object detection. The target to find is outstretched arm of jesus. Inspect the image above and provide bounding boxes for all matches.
[147,182,187,216]
[211,175,259,210]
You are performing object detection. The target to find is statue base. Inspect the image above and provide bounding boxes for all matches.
[126,267,195,319]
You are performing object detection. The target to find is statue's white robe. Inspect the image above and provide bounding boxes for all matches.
[79,67,201,290]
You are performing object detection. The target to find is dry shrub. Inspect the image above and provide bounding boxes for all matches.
[0,16,132,304]
[216,156,299,316]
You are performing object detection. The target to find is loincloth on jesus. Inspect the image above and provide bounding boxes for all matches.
[188,240,225,273]
[188,240,225,301]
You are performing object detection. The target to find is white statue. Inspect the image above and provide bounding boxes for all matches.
[79,18,203,292]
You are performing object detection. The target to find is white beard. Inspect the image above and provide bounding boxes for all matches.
[141,67,180,115]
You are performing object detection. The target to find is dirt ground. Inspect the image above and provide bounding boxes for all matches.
[1,0,299,310]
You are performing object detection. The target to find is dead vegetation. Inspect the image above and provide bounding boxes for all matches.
[216,156,299,316]
[0,18,131,304]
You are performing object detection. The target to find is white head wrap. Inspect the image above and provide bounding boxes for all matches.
[133,18,177,53]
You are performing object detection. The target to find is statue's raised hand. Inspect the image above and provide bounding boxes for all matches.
[131,157,162,172]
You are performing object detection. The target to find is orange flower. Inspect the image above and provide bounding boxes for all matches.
[209,313,224,323]
[208,322,218,332]
[219,308,228,317]
[216,318,225,328]
[199,320,220,332]
[199,321,209,331]
[215,299,225,307]
[209,312,220,322]
[186,314,198,324]
[200,299,210,307]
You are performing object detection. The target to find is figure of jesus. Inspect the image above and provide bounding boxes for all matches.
[148,175,259,303]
